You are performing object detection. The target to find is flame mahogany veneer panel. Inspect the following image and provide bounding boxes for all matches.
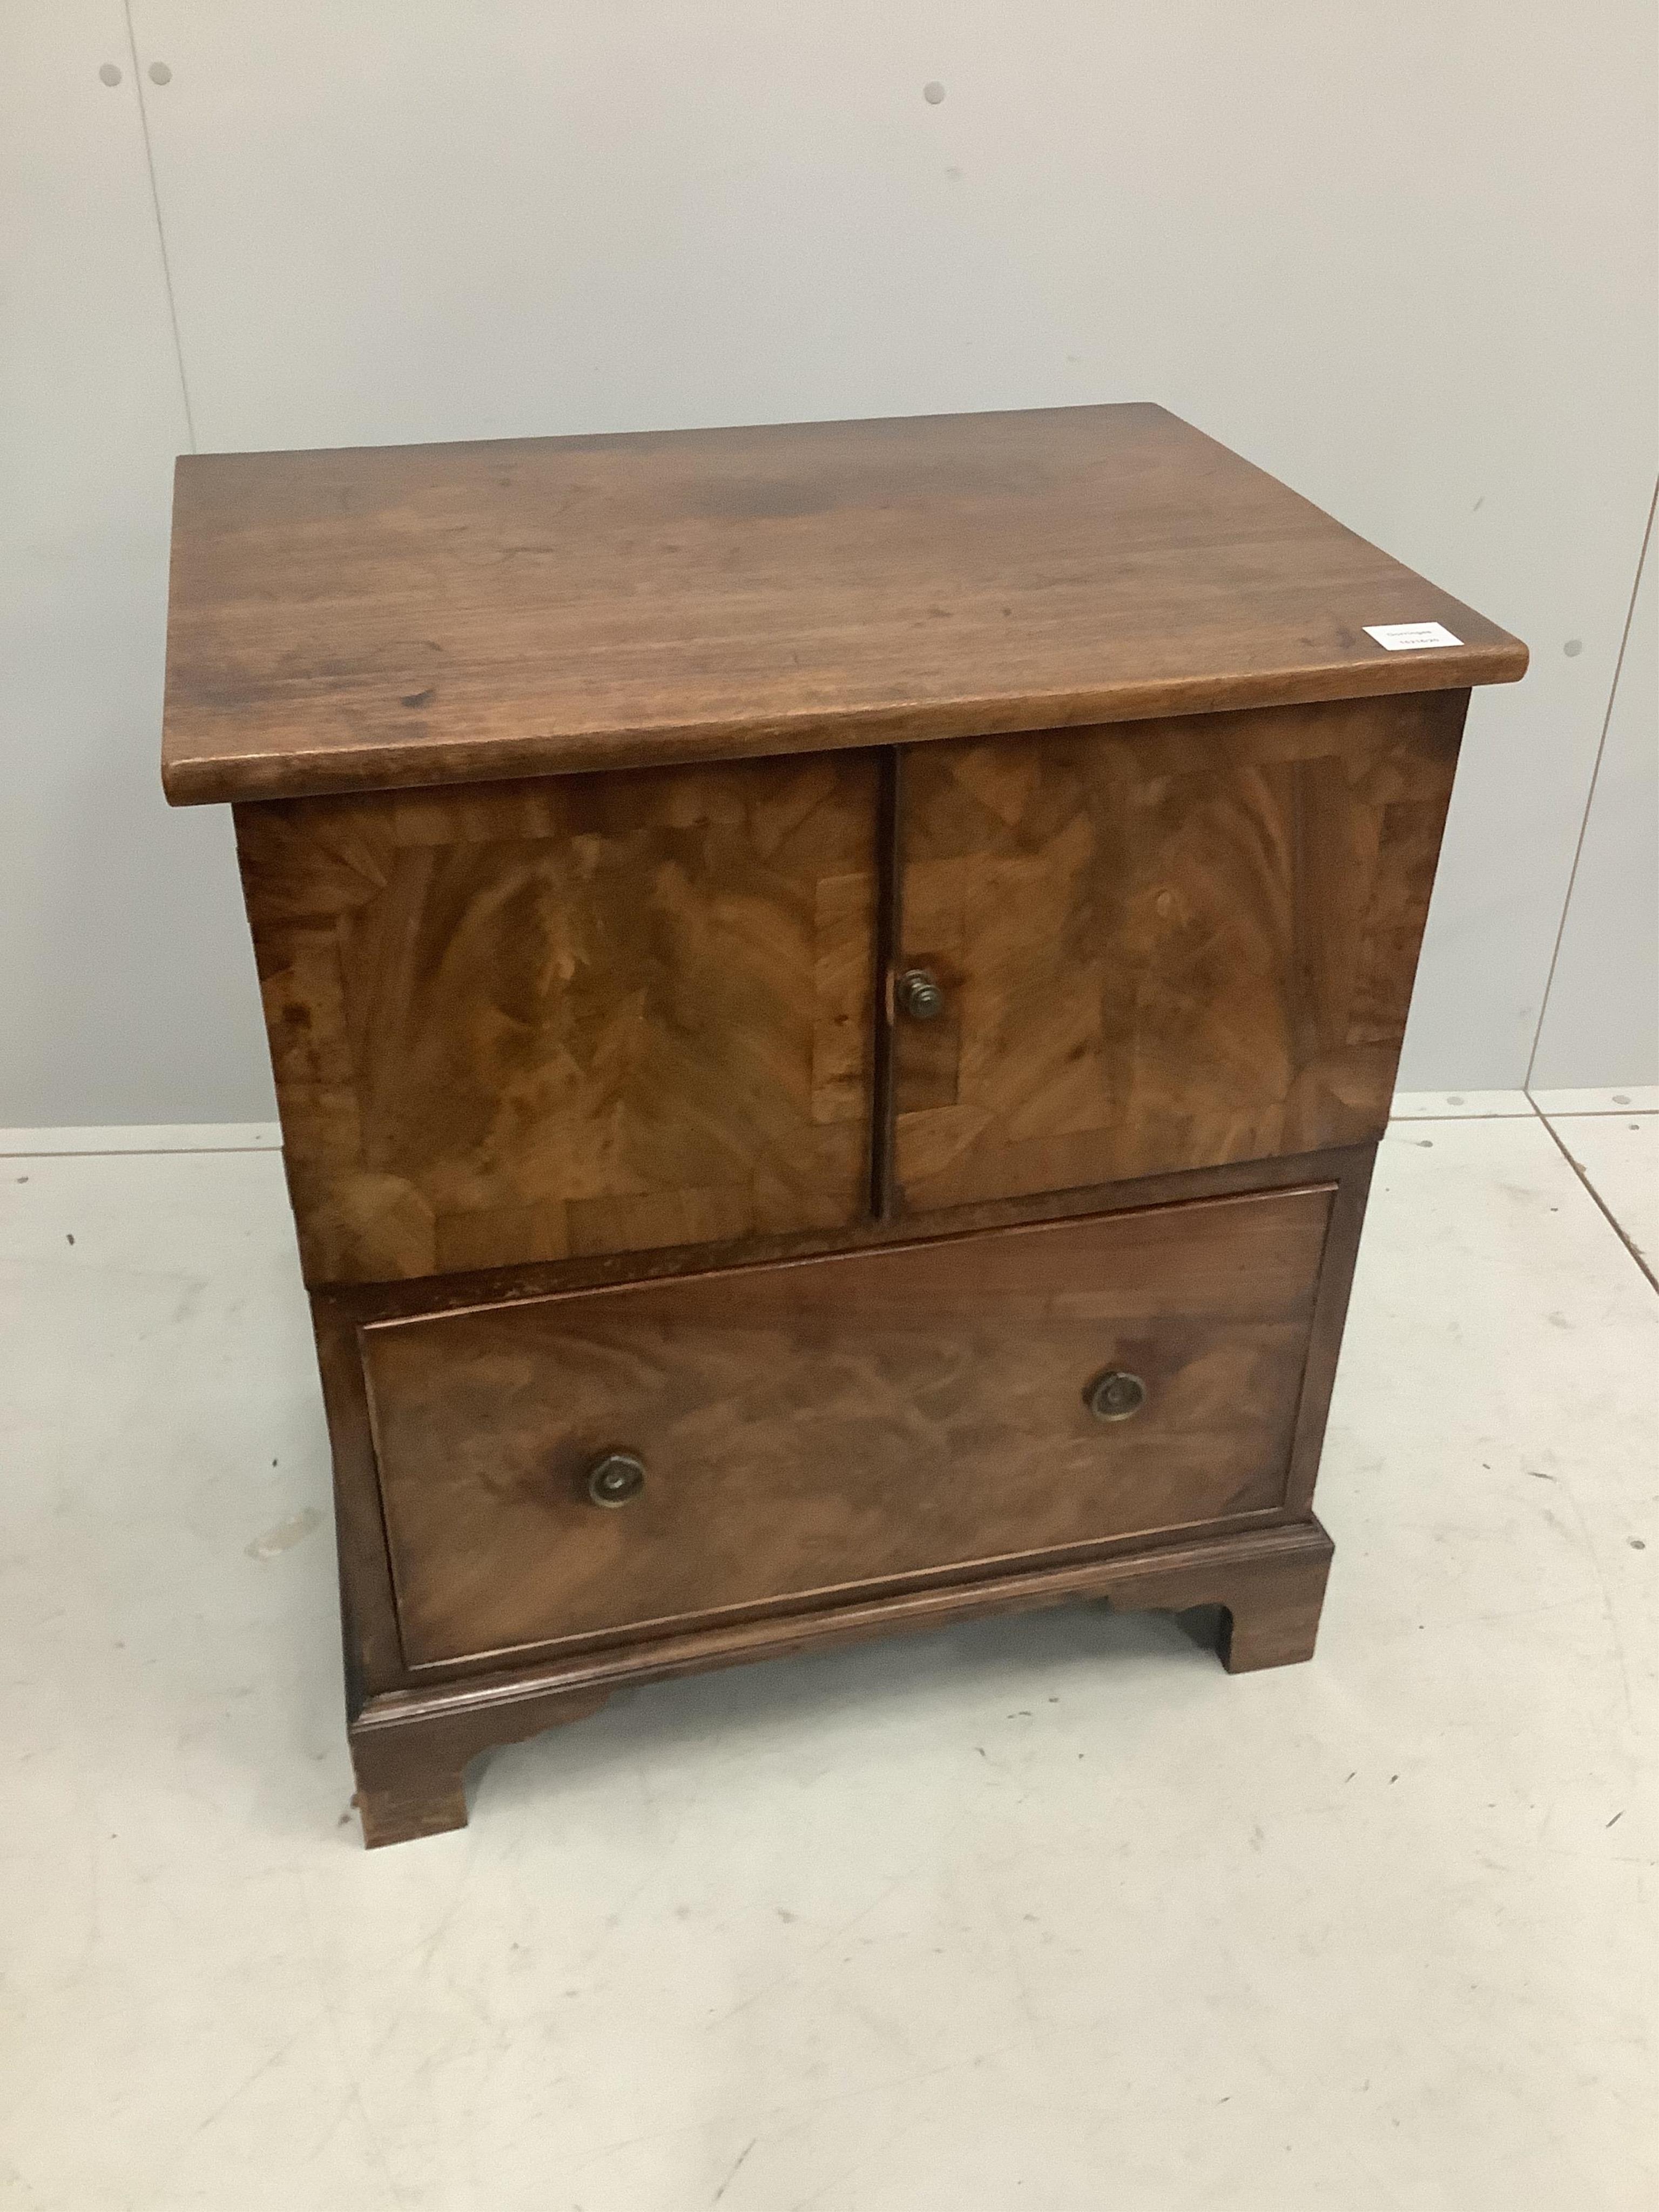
[236,751,878,1284]
[893,692,1464,1210]
[240,693,1463,1286]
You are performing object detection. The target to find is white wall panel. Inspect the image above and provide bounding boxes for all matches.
[1530,496,1659,1089]
[0,1,274,1124]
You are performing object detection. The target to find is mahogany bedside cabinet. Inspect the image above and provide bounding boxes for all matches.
[160,404,1526,1847]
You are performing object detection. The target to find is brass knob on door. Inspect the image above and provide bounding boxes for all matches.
[1086,1370,1147,1422]
[896,968,946,1021]
[586,1451,646,1508]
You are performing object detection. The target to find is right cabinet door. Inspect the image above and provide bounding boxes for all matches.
[893,691,1464,1213]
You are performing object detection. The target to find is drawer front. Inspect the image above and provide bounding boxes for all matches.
[236,751,878,1285]
[363,1183,1334,1670]
[893,692,1461,1211]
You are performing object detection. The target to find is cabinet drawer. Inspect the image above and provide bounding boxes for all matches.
[363,1183,1335,1670]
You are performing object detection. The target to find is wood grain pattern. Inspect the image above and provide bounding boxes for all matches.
[894,693,1464,1210]
[238,751,878,1284]
[161,405,1526,806]
[323,1138,1376,1338]
[361,1185,1334,1670]
[346,1518,1334,1845]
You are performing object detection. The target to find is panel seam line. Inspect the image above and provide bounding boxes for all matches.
[1524,478,1656,1092]
[123,1,197,452]
[1536,1112,1659,1299]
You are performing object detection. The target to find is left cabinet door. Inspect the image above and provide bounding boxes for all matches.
[237,753,879,1284]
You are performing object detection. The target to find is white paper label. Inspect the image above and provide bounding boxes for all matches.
[1364,621,1461,651]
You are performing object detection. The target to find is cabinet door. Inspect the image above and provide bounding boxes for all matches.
[893,693,1463,1212]
[238,752,878,1283]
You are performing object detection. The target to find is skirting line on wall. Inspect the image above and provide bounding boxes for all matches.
[0,1124,281,1156]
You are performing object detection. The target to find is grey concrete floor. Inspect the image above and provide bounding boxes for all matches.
[1,1092,1654,2210]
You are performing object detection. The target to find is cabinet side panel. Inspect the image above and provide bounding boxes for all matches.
[894,692,1465,1211]
[236,753,879,1283]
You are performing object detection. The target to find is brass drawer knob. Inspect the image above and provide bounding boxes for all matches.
[587,1451,646,1508]
[1087,1370,1147,1422]
[897,968,946,1021]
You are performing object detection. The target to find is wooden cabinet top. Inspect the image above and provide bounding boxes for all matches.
[160,402,1525,806]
